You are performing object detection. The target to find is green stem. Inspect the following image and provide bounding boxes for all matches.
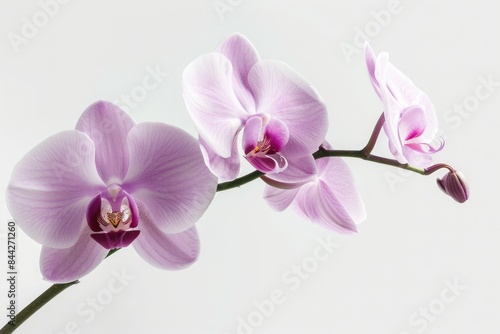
[313,147,453,176]
[216,170,263,192]
[0,281,79,334]
[313,147,426,174]
[1,248,120,333]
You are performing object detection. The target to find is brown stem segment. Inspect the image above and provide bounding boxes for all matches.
[361,112,385,157]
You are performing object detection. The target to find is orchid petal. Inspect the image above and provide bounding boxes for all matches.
[40,225,108,283]
[199,136,240,181]
[402,147,433,167]
[183,53,248,158]
[264,152,317,185]
[124,123,217,233]
[264,117,289,153]
[376,53,403,155]
[364,42,381,98]
[6,131,102,248]
[133,203,199,270]
[265,156,366,234]
[75,101,135,183]
[242,116,263,154]
[294,181,359,234]
[248,60,328,154]
[216,33,260,111]
[384,60,427,108]
[316,157,367,226]
[263,185,300,211]
[399,105,427,142]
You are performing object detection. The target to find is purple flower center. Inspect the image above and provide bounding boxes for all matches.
[241,115,290,174]
[86,184,140,249]
[246,135,276,157]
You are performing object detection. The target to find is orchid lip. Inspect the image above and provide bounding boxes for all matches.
[86,187,140,249]
[91,230,141,249]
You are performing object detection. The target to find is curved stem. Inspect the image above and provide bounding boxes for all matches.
[0,281,79,334]
[313,147,452,176]
[361,112,385,156]
[216,170,263,192]
[1,249,120,333]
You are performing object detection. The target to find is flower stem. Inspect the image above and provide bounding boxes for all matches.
[361,112,385,157]
[216,170,264,192]
[217,147,454,193]
[1,248,120,333]
[0,281,79,334]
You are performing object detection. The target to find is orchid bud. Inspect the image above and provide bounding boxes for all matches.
[436,171,469,203]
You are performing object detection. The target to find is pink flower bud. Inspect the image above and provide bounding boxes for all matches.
[436,171,469,203]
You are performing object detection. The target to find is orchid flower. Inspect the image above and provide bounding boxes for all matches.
[263,143,366,234]
[365,43,444,167]
[6,101,217,283]
[183,33,328,181]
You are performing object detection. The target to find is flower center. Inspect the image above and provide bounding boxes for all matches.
[250,136,275,156]
[86,185,140,249]
[96,195,133,232]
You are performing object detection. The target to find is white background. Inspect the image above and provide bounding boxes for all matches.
[1,1,499,333]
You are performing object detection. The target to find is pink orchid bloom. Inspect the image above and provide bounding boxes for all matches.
[263,144,366,234]
[6,101,217,283]
[183,33,328,181]
[365,43,444,167]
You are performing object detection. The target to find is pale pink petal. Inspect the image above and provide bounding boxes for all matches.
[264,117,289,153]
[216,33,260,111]
[132,203,199,270]
[183,53,248,158]
[199,137,240,181]
[376,53,403,156]
[248,60,328,154]
[384,65,439,142]
[243,116,289,155]
[263,185,300,211]
[383,60,427,108]
[242,116,263,154]
[364,42,381,98]
[294,181,359,234]
[316,157,367,226]
[123,123,217,233]
[40,225,108,283]
[75,101,136,184]
[402,147,433,167]
[399,105,427,142]
[266,156,366,234]
[264,152,317,185]
[6,131,103,248]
